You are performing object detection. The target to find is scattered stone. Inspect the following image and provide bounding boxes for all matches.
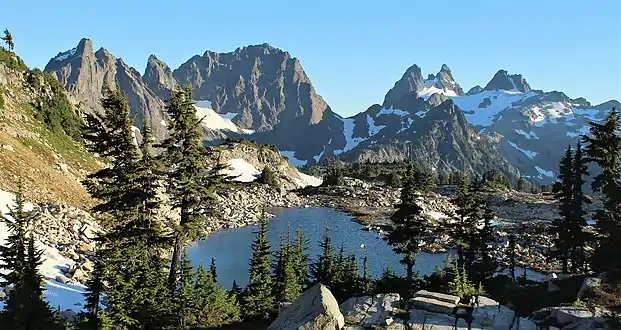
[0,144,14,152]
[268,284,344,330]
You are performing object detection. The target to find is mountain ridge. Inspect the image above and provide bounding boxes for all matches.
[41,38,619,185]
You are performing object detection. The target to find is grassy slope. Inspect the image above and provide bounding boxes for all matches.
[0,52,100,208]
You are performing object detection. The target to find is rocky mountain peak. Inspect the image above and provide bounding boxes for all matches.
[466,85,483,95]
[382,64,425,107]
[44,38,168,140]
[143,54,177,100]
[430,64,464,96]
[484,69,532,93]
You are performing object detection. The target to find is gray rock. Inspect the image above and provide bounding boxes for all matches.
[578,277,602,298]
[44,38,168,140]
[55,274,70,284]
[550,306,594,325]
[340,293,401,327]
[409,296,456,315]
[268,284,344,330]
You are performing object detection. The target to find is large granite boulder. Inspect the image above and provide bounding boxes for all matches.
[268,284,344,330]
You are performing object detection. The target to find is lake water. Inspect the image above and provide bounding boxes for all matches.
[187,207,451,288]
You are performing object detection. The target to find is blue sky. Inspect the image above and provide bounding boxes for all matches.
[4,0,620,117]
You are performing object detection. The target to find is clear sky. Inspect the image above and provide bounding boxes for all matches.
[3,0,620,117]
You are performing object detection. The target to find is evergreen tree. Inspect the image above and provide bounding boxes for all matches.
[209,257,218,282]
[450,173,477,266]
[551,145,573,272]
[82,89,172,328]
[0,181,30,288]
[193,263,240,327]
[159,87,228,288]
[310,226,335,286]
[1,29,14,52]
[0,188,65,329]
[244,213,274,318]
[358,253,373,295]
[256,167,279,188]
[82,255,104,329]
[582,107,621,273]
[569,142,591,273]
[507,234,517,281]
[174,251,197,328]
[292,225,309,291]
[386,161,430,284]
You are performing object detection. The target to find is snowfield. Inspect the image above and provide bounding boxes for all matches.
[221,158,322,188]
[194,100,255,134]
[450,90,533,127]
[0,189,86,312]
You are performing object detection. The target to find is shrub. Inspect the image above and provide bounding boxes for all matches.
[255,167,279,188]
[0,47,27,72]
[0,85,4,110]
[28,69,84,142]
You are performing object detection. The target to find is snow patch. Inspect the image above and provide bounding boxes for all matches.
[296,172,323,188]
[280,150,308,167]
[415,109,429,118]
[508,141,538,159]
[194,101,254,134]
[53,47,77,61]
[366,115,386,136]
[377,107,409,117]
[220,158,261,182]
[333,118,367,155]
[514,129,539,140]
[535,166,554,178]
[450,90,533,127]
[1,189,86,311]
[313,146,326,163]
[397,118,415,134]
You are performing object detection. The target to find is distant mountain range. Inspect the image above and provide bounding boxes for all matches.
[43,38,619,184]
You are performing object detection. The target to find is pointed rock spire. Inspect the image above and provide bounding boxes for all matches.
[484,70,531,93]
[143,54,178,100]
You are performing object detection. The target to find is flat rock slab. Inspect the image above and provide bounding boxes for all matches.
[413,290,460,305]
[409,296,457,315]
[268,283,344,330]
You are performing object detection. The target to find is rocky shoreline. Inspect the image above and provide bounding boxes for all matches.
[1,177,596,290]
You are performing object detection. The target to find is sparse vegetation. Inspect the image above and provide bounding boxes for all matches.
[255,167,279,188]
[0,48,27,72]
[26,69,84,142]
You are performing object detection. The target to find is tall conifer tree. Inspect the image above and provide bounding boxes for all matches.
[582,107,621,272]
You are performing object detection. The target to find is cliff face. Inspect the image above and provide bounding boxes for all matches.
[44,39,168,139]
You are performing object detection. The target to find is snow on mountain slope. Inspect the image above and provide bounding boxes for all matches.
[450,90,534,127]
[194,100,255,134]
[0,189,86,311]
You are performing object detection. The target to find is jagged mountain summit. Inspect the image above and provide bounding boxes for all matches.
[373,65,619,182]
[42,39,619,184]
[44,38,168,140]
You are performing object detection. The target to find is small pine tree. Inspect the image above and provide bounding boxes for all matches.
[1,29,14,52]
[256,167,280,188]
[569,142,591,273]
[244,213,275,318]
[0,190,65,329]
[292,225,309,291]
[551,145,574,273]
[209,257,218,282]
[174,251,197,328]
[310,226,335,286]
